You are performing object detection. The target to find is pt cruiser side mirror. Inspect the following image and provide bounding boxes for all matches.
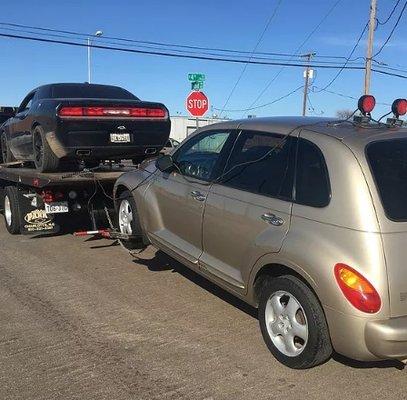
[156,154,175,172]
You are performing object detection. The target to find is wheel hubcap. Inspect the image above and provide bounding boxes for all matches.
[4,195,12,226]
[118,199,133,235]
[265,290,308,357]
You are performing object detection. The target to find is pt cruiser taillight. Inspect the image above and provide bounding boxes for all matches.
[58,106,167,119]
[334,263,381,313]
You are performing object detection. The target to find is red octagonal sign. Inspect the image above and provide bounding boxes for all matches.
[186,91,209,117]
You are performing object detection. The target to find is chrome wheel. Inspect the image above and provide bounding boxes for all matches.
[265,290,308,357]
[4,195,12,227]
[118,199,133,235]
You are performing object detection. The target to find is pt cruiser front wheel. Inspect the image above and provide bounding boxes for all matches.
[116,190,145,251]
[258,275,332,369]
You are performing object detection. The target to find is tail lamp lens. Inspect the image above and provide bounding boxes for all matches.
[334,263,381,313]
[392,98,407,118]
[58,106,166,118]
[358,95,376,115]
[59,107,83,116]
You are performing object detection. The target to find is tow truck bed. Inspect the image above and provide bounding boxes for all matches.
[0,162,134,187]
[0,162,135,236]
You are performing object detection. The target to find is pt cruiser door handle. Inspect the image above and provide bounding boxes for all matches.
[190,190,206,202]
[261,213,284,226]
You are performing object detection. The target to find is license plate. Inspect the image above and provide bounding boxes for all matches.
[45,202,69,214]
[110,133,131,143]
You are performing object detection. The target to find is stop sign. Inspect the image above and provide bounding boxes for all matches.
[186,91,209,117]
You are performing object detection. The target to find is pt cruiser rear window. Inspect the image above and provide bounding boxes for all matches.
[367,139,407,221]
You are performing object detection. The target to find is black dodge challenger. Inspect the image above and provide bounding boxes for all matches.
[0,83,171,172]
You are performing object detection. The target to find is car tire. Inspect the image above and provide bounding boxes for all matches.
[33,125,60,172]
[116,190,146,251]
[258,275,332,369]
[3,186,21,234]
[1,132,15,164]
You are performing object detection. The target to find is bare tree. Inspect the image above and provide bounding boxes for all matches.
[336,109,354,120]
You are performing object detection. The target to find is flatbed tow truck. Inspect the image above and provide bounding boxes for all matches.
[0,161,135,239]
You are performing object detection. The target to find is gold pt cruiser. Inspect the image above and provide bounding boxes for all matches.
[114,97,407,369]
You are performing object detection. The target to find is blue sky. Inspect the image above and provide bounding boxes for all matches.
[0,0,405,119]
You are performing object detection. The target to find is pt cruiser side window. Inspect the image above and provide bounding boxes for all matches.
[173,130,232,181]
[220,130,296,200]
[295,139,330,207]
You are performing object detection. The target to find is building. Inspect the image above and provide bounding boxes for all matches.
[169,115,228,142]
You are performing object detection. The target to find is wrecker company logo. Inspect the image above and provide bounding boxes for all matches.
[24,209,55,232]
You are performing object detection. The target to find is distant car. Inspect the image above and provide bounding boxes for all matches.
[0,107,17,126]
[114,113,407,369]
[160,138,180,154]
[0,83,170,171]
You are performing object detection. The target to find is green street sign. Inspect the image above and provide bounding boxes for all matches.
[188,73,206,82]
[191,81,204,90]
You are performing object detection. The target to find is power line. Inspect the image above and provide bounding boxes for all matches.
[0,31,405,81]
[315,22,368,92]
[0,24,370,67]
[2,20,406,72]
[0,26,369,67]
[244,0,344,111]
[313,86,392,106]
[0,20,356,61]
[376,0,402,25]
[371,59,407,74]
[373,1,407,57]
[372,68,407,79]
[218,0,284,116]
[0,31,366,69]
[213,86,304,113]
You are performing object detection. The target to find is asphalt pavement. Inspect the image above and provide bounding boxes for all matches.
[1,225,407,400]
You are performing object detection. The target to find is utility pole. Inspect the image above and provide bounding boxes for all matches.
[364,0,377,95]
[87,30,103,83]
[87,38,91,83]
[302,52,315,116]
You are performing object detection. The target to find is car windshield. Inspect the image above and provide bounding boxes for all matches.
[367,138,407,221]
[51,84,138,100]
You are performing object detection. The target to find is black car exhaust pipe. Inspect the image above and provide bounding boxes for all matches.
[76,149,91,156]
[145,148,157,155]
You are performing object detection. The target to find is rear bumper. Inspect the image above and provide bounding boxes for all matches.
[45,130,166,160]
[365,316,407,360]
[62,145,162,160]
[325,305,407,361]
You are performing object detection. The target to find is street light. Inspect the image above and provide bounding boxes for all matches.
[87,30,103,83]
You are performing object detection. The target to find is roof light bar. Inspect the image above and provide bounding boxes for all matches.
[358,95,376,116]
[392,99,407,118]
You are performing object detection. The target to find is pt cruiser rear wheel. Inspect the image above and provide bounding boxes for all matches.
[258,275,332,369]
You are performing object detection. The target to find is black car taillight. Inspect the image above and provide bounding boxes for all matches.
[58,106,167,119]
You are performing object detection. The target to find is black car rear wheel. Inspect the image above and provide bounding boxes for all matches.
[1,132,15,164]
[33,126,60,172]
